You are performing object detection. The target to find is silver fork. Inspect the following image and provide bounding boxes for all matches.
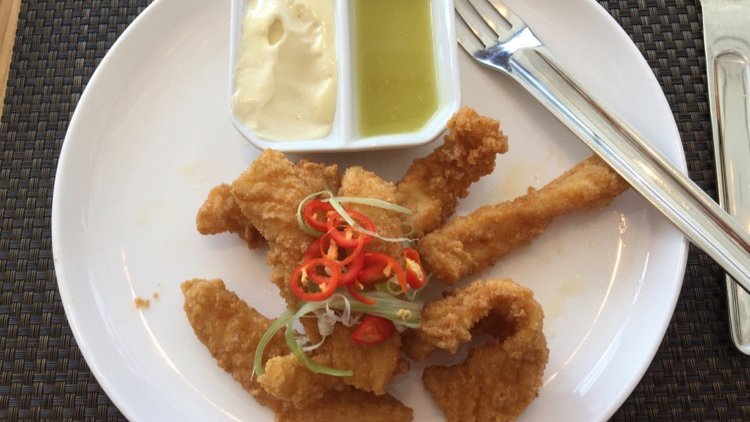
[455,0,750,295]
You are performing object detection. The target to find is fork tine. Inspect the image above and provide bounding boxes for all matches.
[456,17,485,54]
[467,0,512,33]
[487,0,525,30]
[455,0,498,48]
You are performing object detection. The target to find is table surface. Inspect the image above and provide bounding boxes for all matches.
[1,0,749,420]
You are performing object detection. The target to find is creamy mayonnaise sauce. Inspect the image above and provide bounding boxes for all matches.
[232,0,336,141]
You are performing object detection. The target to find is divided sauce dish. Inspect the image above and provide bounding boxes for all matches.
[229,0,460,152]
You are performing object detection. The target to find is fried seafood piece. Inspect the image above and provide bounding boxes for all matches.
[423,340,547,422]
[181,278,287,411]
[418,155,630,283]
[338,166,404,260]
[256,166,405,404]
[402,279,546,361]
[315,324,403,394]
[182,279,411,419]
[396,107,509,237]
[258,324,405,406]
[276,388,413,422]
[196,183,264,249]
[318,167,406,394]
[258,354,343,409]
[414,279,548,422]
[230,150,340,305]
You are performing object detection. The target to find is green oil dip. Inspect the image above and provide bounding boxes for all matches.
[353,0,438,137]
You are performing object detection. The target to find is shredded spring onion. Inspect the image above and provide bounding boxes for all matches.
[253,310,295,377]
[386,278,404,296]
[253,292,423,378]
[284,323,353,377]
[327,197,414,243]
[333,291,422,328]
[296,190,415,243]
[323,197,413,215]
[401,221,416,238]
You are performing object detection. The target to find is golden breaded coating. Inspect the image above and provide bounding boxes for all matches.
[418,155,629,283]
[314,324,403,395]
[321,167,406,394]
[258,325,407,401]
[338,166,404,262]
[422,339,547,422]
[275,388,413,422]
[230,150,340,305]
[402,279,546,361]
[258,354,343,408]
[181,278,287,411]
[243,164,405,404]
[396,107,509,238]
[182,279,409,419]
[259,324,405,405]
[418,279,548,422]
[196,183,264,249]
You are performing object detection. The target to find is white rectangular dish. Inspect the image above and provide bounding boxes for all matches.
[228,0,460,152]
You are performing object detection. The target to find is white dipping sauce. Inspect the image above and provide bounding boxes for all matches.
[232,0,336,141]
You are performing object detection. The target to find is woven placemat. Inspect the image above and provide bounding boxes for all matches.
[0,0,747,420]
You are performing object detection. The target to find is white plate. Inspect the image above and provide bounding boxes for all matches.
[51,0,687,420]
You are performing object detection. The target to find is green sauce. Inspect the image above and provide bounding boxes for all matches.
[353,0,438,137]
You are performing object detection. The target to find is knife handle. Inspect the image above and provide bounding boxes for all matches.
[702,0,750,355]
[714,53,750,355]
[707,47,750,355]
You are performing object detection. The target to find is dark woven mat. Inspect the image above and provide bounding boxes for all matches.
[0,0,747,420]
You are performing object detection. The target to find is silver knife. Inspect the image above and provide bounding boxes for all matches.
[701,0,750,354]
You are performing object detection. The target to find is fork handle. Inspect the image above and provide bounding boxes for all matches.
[506,45,750,295]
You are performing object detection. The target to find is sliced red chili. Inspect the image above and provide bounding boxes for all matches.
[319,232,365,266]
[347,282,376,305]
[326,210,376,248]
[357,253,388,285]
[404,248,421,264]
[357,252,407,294]
[303,238,323,261]
[404,248,427,289]
[351,315,394,345]
[311,250,364,286]
[290,258,340,302]
[303,199,334,232]
[338,253,364,286]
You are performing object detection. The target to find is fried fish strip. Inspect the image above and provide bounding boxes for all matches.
[402,279,545,361]
[396,107,509,238]
[417,155,629,283]
[414,279,548,422]
[257,166,406,404]
[258,354,343,409]
[181,278,287,411]
[275,388,413,422]
[258,323,405,404]
[291,167,406,394]
[230,150,340,305]
[422,339,547,422]
[315,323,403,394]
[338,166,404,262]
[196,183,264,249]
[183,279,413,420]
